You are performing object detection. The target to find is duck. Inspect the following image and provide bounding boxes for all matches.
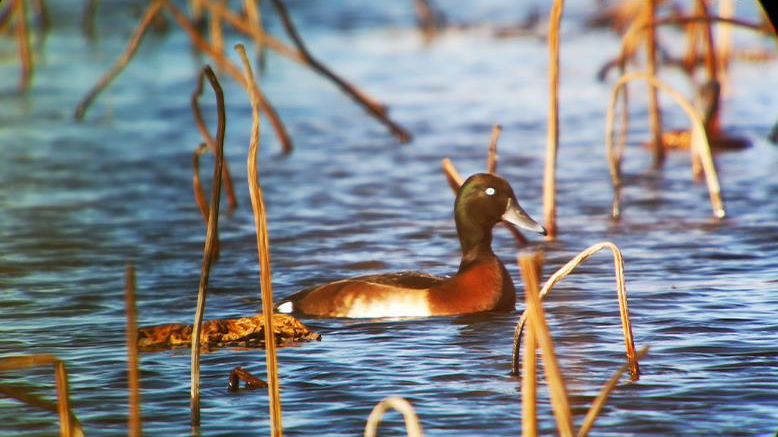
[276,173,547,318]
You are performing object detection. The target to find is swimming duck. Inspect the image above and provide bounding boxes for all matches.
[276,173,547,318]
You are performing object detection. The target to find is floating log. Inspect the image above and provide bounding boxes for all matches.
[138,313,320,351]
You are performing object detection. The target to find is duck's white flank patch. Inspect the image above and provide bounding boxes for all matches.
[277,301,293,314]
[344,293,431,318]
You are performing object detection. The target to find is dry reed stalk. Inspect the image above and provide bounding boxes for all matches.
[189,65,225,427]
[0,385,84,436]
[192,73,238,209]
[208,0,225,62]
[124,264,141,437]
[15,0,32,90]
[165,0,294,154]
[82,0,98,37]
[521,320,537,437]
[518,253,574,437]
[696,0,721,134]
[440,157,464,192]
[440,157,528,245]
[53,361,72,437]
[0,355,78,437]
[486,124,502,174]
[268,0,412,143]
[74,0,163,119]
[235,43,283,437]
[605,72,725,220]
[520,255,541,437]
[364,397,424,437]
[228,366,268,391]
[198,0,302,63]
[644,0,664,167]
[715,1,735,87]
[242,0,266,68]
[413,0,441,41]
[512,242,640,381]
[542,0,564,240]
[192,143,210,220]
[577,346,649,437]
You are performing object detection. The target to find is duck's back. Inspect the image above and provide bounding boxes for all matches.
[277,271,446,318]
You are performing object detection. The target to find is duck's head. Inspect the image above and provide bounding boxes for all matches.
[455,173,546,254]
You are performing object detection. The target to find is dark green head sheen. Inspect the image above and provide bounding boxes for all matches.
[454,173,546,255]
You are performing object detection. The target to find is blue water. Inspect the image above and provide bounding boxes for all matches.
[1,1,777,435]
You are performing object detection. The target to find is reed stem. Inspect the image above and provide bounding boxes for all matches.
[577,346,649,437]
[542,0,564,240]
[440,158,528,245]
[189,65,225,427]
[165,0,293,154]
[645,0,664,168]
[15,0,33,91]
[486,124,502,174]
[512,242,640,381]
[191,73,238,209]
[74,0,163,119]
[520,255,541,437]
[267,0,412,143]
[605,72,725,219]
[0,385,83,436]
[236,43,283,437]
[364,397,424,437]
[518,253,574,437]
[125,264,141,437]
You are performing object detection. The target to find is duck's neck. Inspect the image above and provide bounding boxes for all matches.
[456,220,496,270]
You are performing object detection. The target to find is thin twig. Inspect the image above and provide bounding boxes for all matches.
[512,242,640,381]
[645,0,664,167]
[74,0,163,119]
[0,355,76,437]
[15,0,33,91]
[0,385,84,436]
[486,124,502,174]
[191,72,238,209]
[192,143,210,221]
[82,0,99,37]
[577,346,650,437]
[268,0,412,143]
[190,65,225,427]
[519,253,574,437]
[520,255,541,437]
[605,72,725,219]
[166,0,293,154]
[125,264,141,437]
[542,0,564,240]
[364,397,424,437]
[236,43,283,437]
[441,158,528,245]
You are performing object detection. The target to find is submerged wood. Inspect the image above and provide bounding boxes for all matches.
[228,366,268,391]
[364,397,424,437]
[138,313,320,351]
[236,43,284,437]
[190,65,224,427]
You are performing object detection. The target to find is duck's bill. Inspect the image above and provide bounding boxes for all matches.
[502,198,547,235]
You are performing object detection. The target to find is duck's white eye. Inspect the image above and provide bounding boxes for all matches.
[485,187,496,196]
